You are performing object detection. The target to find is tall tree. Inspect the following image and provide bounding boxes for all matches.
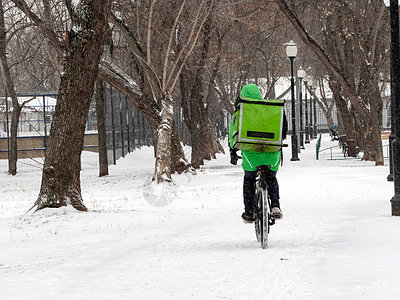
[179,9,224,168]
[11,0,112,211]
[0,0,36,175]
[0,0,19,175]
[110,0,214,182]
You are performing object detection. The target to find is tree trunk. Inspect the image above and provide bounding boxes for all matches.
[362,78,384,165]
[321,100,335,132]
[154,94,174,183]
[8,105,22,175]
[33,0,112,212]
[188,104,222,168]
[179,13,222,169]
[329,80,356,139]
[363,107,384,165]
[0,0,20,175]
[95,79,109,177]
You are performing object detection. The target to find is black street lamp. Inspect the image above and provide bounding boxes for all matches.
[313,84,318,138]
[388,80,395,181]
[309,82,314,140]
[386,0,400,215]
[385,0,396,182]
[285,40,300,161]
[304,78,310,144]
[298,67,306,150]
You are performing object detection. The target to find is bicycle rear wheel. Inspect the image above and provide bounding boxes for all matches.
[254,188,262,242]
[253,166,273,248]
[260,187,269,249]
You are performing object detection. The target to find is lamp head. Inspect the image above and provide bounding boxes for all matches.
[285,40,298,58]
[297,67,306,79]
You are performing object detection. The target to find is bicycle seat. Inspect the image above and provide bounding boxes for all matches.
[256,165,271,171]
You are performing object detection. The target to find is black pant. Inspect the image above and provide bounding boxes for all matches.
[243,170,280,212]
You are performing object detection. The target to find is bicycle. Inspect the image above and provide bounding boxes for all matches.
[253,165,275,249]
[232,150,285,248]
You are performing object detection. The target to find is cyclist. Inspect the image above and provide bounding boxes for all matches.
[228,84,288,223]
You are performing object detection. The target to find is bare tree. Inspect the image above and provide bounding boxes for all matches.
[276,0,388,165]
[205,1,287,110]
[179,8,225,168]
[110,0,214,182]
[11,0,112,211]
[0,0,35,175]
[0,0,19,175]
[0,0,63,176]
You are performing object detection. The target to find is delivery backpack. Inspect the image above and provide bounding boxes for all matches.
[232,96,285,153]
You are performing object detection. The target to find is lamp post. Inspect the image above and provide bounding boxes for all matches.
[309,82,314,140]
[304,77,310,144]
[298,67,306,149]
[386,0,400,215]
[313,84,318,138]
[385,0,396,182]
[285,40,300,161]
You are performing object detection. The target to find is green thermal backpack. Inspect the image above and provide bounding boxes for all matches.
[232,96,285,153]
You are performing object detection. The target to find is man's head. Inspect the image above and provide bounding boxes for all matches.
[240,84,263,100]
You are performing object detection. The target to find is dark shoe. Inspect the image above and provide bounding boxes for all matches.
[242,211,256,223]
[271,207,283,220]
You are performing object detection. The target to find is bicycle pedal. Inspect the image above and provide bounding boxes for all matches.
[271,213,282,220]
[242,219,255,224]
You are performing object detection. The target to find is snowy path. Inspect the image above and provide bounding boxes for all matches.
[1,135,400,299]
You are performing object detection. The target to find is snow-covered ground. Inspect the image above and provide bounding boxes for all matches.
[1,135,399,300]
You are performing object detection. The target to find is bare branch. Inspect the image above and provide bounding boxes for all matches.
[275,0,369,121]
[168,0,215,96]
[162,0,186,91]
[21,96,36,107]
[146,0,155,65]
[110,12,162,94]
[10,0,63,55]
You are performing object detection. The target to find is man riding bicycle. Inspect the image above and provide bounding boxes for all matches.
[228,84,288,223]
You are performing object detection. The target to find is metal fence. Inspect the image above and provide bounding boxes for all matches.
[103,86,198,165]
[284,106,337,134]
[103,86,154,165]
[0,91,155,167]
